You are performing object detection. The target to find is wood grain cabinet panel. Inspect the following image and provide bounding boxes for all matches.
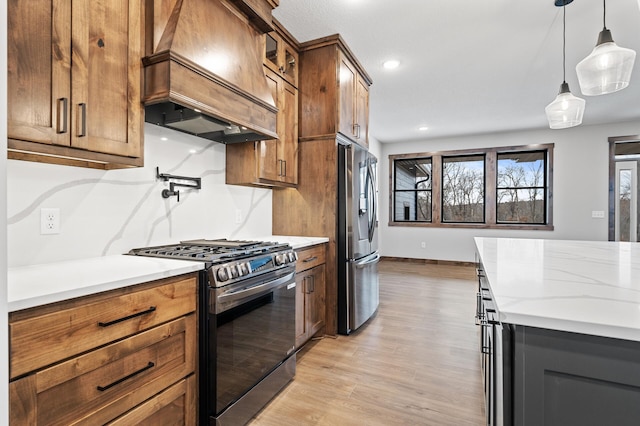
[10,275,196,379]
[109,375,196,426]
[226,21,299,188]
[295,244,326,273]
[298,35,372,147]
[9,273,198,425]
[7,0,143,169]
[295,244,326,348]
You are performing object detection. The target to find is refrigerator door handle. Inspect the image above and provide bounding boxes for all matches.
[355,252,381,269]
[366,162,377,243]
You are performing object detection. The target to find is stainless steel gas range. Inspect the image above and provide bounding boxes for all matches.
[129,239,298,425]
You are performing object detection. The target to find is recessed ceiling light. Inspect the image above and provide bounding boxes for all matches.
[160,137,168,141]
[418,126,429,131]
[383,60,400,70]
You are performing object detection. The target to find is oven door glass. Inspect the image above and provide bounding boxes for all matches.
[215,274,296,414]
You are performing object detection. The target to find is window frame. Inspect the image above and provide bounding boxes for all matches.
[392,157,433,223]
[441,153,486,224]
[389,144,554,230]
[496,149,548,225]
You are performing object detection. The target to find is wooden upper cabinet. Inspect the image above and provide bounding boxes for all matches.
[264,30,299,87]
[226,20,299,188]
[299,35,372,147]
[7,0,143,169]
[226,67,298,187]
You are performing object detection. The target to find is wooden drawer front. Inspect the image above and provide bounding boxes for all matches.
[109,375,196,425]
[295,244,326,273]
[10,275,197,379]
[10,315,196,426]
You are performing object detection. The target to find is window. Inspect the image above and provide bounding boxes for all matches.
[393,158,432,222]
[496,151,547,224]
[442,154,485,223]
[389,144,553,229]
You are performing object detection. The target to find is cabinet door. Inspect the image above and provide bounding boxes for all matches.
[279,81,298,185]
[8,0,71,146]
[258,68,281,181]
[295,270,309,348]
[70,0,142,157]
[264,32,298,88]
[307,264,326,338]
[295,263,326,349]
[281,42,298,87]
[338,54,357,139]
[355,75,370,147]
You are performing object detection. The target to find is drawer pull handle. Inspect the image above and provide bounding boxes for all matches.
[98,306,156,327]
[97,361,155,392]
[303,256,318,263]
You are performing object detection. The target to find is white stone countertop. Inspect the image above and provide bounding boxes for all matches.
[474,237,640,342]
[8,256,203,312]
[251,235,329,250]
[8,236,328,312]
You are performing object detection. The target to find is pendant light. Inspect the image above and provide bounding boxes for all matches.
[545,1,585,130]
[575,0,636,96]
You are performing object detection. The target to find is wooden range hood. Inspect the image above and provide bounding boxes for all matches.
[143,0,279,143]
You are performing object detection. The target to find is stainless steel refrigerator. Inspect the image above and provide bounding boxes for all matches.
[338,142,380,335]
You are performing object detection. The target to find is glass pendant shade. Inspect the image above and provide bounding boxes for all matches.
[576,29,636,95]
[545,82,585,129]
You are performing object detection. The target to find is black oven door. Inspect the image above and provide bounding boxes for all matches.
[210,267,296,417]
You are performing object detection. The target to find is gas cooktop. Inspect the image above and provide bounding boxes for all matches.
[128,239,290,263]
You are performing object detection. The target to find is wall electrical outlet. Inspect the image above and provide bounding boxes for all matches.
[591,211,605,219]
[421,242,426,248]
[235,209,243,224]
[41,208,60,234]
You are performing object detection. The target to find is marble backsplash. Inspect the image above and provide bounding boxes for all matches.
[7,123,273,267]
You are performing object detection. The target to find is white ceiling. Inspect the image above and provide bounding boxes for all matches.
[273,0,640,144]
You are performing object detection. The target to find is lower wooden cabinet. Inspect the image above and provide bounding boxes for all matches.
[295,244,326,348]
[9,273,198,425]
[109,375,196,426]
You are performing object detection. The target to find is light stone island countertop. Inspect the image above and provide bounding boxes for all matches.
[474,237,640,342]
[8,236,328,313]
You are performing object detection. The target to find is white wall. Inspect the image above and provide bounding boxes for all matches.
[7,124,273,267]
[1,2,8,422]
[380,120,640,263]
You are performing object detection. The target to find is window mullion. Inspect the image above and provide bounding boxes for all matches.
[486,151,497,225]
[432,154,442,224]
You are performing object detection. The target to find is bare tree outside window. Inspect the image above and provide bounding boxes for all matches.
[442,155,485,222]
[497,151,546,224]
[389,144,552,229]
[618,168,632,241]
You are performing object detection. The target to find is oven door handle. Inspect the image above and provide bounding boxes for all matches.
[218,270,296,303]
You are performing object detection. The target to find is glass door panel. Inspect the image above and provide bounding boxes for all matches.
[615,161,637,242]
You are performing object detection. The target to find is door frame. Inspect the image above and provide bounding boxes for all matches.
[608,135,640,241]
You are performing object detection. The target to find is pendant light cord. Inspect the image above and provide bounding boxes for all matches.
[562,3,566,84]
[603,0,607,29]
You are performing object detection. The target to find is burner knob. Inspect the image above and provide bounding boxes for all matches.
[288,252,297,263]
[238,262,250,276]
[229,265,239,278]
[217,267,229,282]
[275,254,286,266]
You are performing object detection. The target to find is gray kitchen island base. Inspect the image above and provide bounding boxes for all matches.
[511,325,640,426]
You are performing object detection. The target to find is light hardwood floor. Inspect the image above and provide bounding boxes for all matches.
[250,259,486,425]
